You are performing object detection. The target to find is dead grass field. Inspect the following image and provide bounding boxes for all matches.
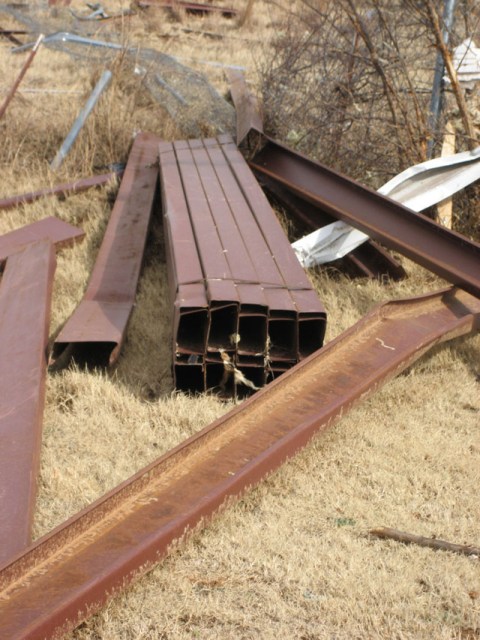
[0,1,479,639]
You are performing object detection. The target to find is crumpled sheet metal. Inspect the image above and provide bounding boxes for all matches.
[446,38,480,88]
[0,240,56,566]
[0,287,479,639]
[51,132,159,369]
[291,146,480,268]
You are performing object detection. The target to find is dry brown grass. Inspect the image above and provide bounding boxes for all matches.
[0,2,479,639]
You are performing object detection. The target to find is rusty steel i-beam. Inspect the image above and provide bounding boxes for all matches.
[250,136,480,298]
[0,286,479,639]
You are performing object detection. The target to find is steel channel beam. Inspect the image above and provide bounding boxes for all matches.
[250,137,480,298]
[0,217,84,264]
[51,132,159,369]
[0,34,43,121]
[0,286,479,638]
[0,172,123,212]
[0,240,56,566]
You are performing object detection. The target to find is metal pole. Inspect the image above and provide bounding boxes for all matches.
[50,69,112,171]
[0,34,44,120]
[427,0,457,158]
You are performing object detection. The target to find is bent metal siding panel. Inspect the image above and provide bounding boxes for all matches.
[0,287,478,639]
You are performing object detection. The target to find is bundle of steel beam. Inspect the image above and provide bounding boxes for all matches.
[159,135,327,395]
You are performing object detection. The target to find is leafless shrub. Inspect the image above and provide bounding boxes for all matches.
[261,1,432,185]
[260,0,479,238]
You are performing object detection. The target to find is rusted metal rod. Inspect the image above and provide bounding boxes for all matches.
[0,286,478,639]
[370,527,480,557]
[0,240,56,566]
[138,0,238,17]
[0,33,43,121]
[0,171,123,212]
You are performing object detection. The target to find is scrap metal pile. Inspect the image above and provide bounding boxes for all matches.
[0,6,479,640]
[159,135,326,395]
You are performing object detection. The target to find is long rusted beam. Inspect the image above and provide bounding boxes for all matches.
[250,137,480,298]
[0,172,122,212]
[1,286,479,639]
[0,216,84,264]
[0,240,56,566]
[51,132,159,369]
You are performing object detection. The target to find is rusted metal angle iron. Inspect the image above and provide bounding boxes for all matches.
[0,27,26,46]
[0,171,123,212]
[51,132,159,369]
[0,216,84,264]
[250,137,480,298]
[0,240,56,567]
[1,286,479,639]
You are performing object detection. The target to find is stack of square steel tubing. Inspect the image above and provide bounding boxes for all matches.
[159,134,327,395]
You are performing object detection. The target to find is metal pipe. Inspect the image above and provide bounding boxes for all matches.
[427,0,457,158]
[50,69,112,171]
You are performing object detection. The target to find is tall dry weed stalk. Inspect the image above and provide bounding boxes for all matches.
[261,0,480,239]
